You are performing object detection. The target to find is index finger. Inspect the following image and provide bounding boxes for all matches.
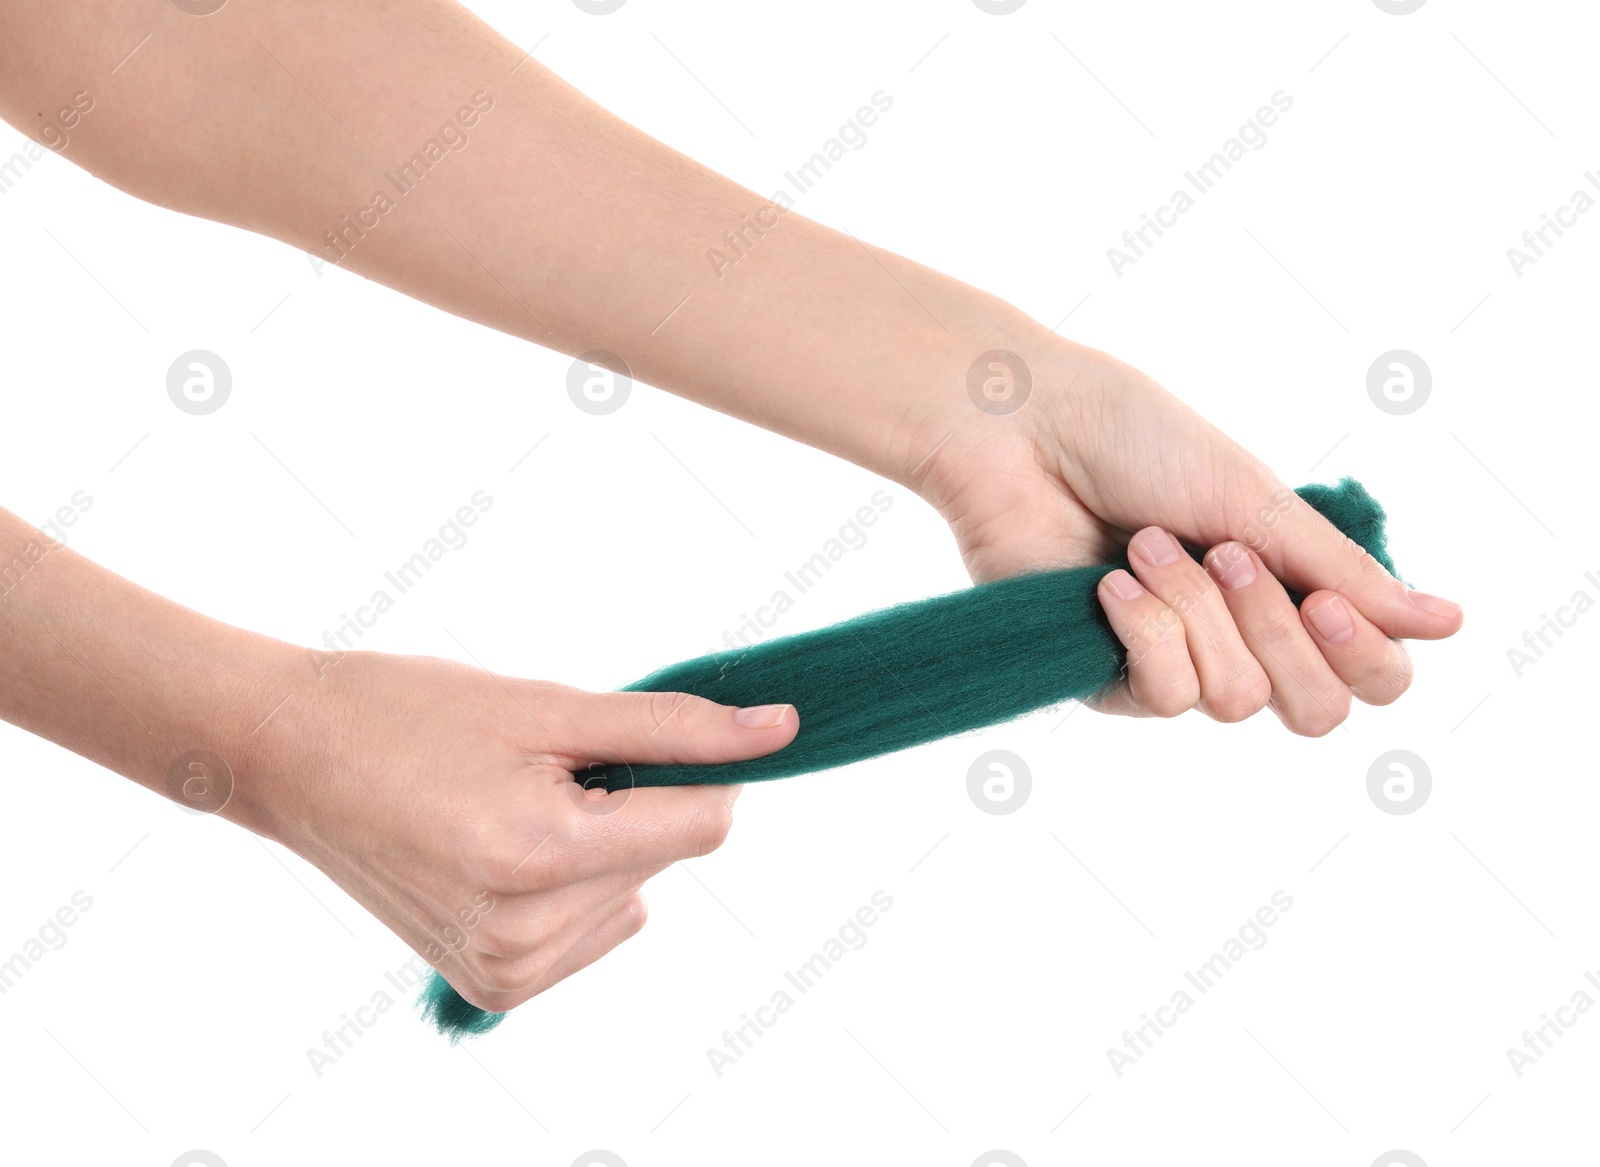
[501,770,741,890]
[1258,488,1462,642]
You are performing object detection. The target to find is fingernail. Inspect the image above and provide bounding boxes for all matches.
[1306,596,1355,644]
[1102,569,1144,601]
[733,704,790,728]
[1408,590,1461,619]
[1206,545,1257,591]
[1131,528,1181,567]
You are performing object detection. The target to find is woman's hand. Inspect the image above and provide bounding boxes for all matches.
[0,0,1457,735]
[906,333,1464,735]
[0,505,798,1018]
[234,651,797,1013]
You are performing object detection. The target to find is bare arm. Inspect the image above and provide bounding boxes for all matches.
[0,0,1459,732]
[0,0,995,481]
[0,504,797,1010]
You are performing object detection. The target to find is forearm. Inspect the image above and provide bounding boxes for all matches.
[0,508,296,831]
[0,0,1045,483]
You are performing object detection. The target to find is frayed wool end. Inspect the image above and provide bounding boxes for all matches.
[417,975,506,1042]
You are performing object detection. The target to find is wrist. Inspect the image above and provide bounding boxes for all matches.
[0,513,310,828]
[204,634,338,844]
[888,306,1095,507]
[125,615,309,838]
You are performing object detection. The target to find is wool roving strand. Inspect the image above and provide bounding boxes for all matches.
[582,478,1394,790]
[419,477,1396,1038]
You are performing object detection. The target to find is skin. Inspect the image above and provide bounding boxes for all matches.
[0,507,795,1011]
[0,0,1462,1013]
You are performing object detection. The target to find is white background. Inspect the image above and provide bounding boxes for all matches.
[0,1,1594,1164]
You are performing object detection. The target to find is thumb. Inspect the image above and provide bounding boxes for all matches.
[1262,490,1463,642]
[565,689,798,768]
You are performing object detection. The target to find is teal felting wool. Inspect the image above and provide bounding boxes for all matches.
[584,477,1394,791]
[418,970,507,1039]
[419,477,1395,1038]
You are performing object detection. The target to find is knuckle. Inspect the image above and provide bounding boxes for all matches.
[474,828,558,892]
[1139,674,1198,719]
[1288,686,1351,737]
[1392,653,1416,696]
[461,803,569,892]
[1209,698,1263,724]
[645,690,700,735]
[480,852,526,892]
[481,942,566,995]
[1120,605,1182,661]
[1249,608,1305,656]
[619,893,649,936]
[685,801,735,857]
[475,912,530,955]
[1330,535,1391,593]
[1206,668,1271,723]
[1360,645,1415,706]
[1289,713,1340,738]
[465,826,517,890]
[470,955,536,996]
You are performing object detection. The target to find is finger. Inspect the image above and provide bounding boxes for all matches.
[555,688,798,768]
[1262,486,1463,642]
[1204,543,1350,737]
[470,863,668,958]
[1092,569,1198,717]
[1128,527,1270,723]
[491,772,742,890]
[1300,590,1414,706]
[516,893,649,1001]
[473,882,643,998]
[450,893,649,1014]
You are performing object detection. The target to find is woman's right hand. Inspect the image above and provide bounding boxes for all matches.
[905,333,1463,735]
[233,648,797,1014]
